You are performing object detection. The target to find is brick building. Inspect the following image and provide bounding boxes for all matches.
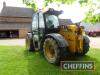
[0,2,34,38]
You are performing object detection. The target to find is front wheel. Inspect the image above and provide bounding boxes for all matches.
[43,37,61,64]
[77,36,90,56]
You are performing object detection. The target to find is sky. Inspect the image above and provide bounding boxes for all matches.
[0,0,26,7]
[52,3,89,23]
[0,0,89,23]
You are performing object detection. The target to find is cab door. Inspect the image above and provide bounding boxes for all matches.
[32,13,39,50]
[32,13,45,50]
[38,13,45,41]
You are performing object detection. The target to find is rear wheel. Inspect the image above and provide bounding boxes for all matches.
[43,37,61,64]
[26,36,35,51]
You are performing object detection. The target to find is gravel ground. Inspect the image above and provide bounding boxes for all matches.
[0,39,25,46]
[89,37,100,48]
[0,37,100,48]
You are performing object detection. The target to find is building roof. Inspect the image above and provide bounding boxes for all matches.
[0,6,34,17]
[59,19,73,25]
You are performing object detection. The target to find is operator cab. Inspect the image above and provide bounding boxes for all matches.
[44,8,62,34]
[31,8,62,50]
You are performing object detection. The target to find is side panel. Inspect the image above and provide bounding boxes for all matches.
[59,25,84,53]
[60,30,77,53]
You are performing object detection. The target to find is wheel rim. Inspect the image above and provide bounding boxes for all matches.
[43,38,57,62]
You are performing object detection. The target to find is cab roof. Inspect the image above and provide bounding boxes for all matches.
[42,8,63,16]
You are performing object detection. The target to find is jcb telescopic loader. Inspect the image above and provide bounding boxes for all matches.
[26,8,90,64]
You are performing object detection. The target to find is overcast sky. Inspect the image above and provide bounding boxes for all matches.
[0,0,26,7]
[0,0,89,23]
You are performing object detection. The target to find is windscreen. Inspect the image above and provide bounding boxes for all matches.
[45,15,59,28]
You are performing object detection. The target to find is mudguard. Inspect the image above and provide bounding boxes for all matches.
[45,33,68,47]
[84,36,90,44]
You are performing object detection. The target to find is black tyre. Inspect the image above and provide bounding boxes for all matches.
[43,37,61,64]
[26,36,35,51]
[77,36,90,55]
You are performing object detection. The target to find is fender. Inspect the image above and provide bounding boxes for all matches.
[45,33,68,47]
[84,36,90,44]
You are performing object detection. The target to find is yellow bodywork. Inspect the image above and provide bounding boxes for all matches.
[59,25,85,53]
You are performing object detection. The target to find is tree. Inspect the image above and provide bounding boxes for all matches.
[23,0,100,24]
[84,14,100,24]
[82,0,100,24]
[23,0,76,10]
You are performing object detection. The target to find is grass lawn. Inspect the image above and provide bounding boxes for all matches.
[0,46,100,75]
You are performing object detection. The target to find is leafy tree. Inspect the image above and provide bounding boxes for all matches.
[84,14,100,24]
[23,0,100,24]
[82,0,100,24]
[23,0,76,10]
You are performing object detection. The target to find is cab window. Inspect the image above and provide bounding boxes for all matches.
[32,14,38,31]
[46,15,59,28]
[39,13,45,28]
